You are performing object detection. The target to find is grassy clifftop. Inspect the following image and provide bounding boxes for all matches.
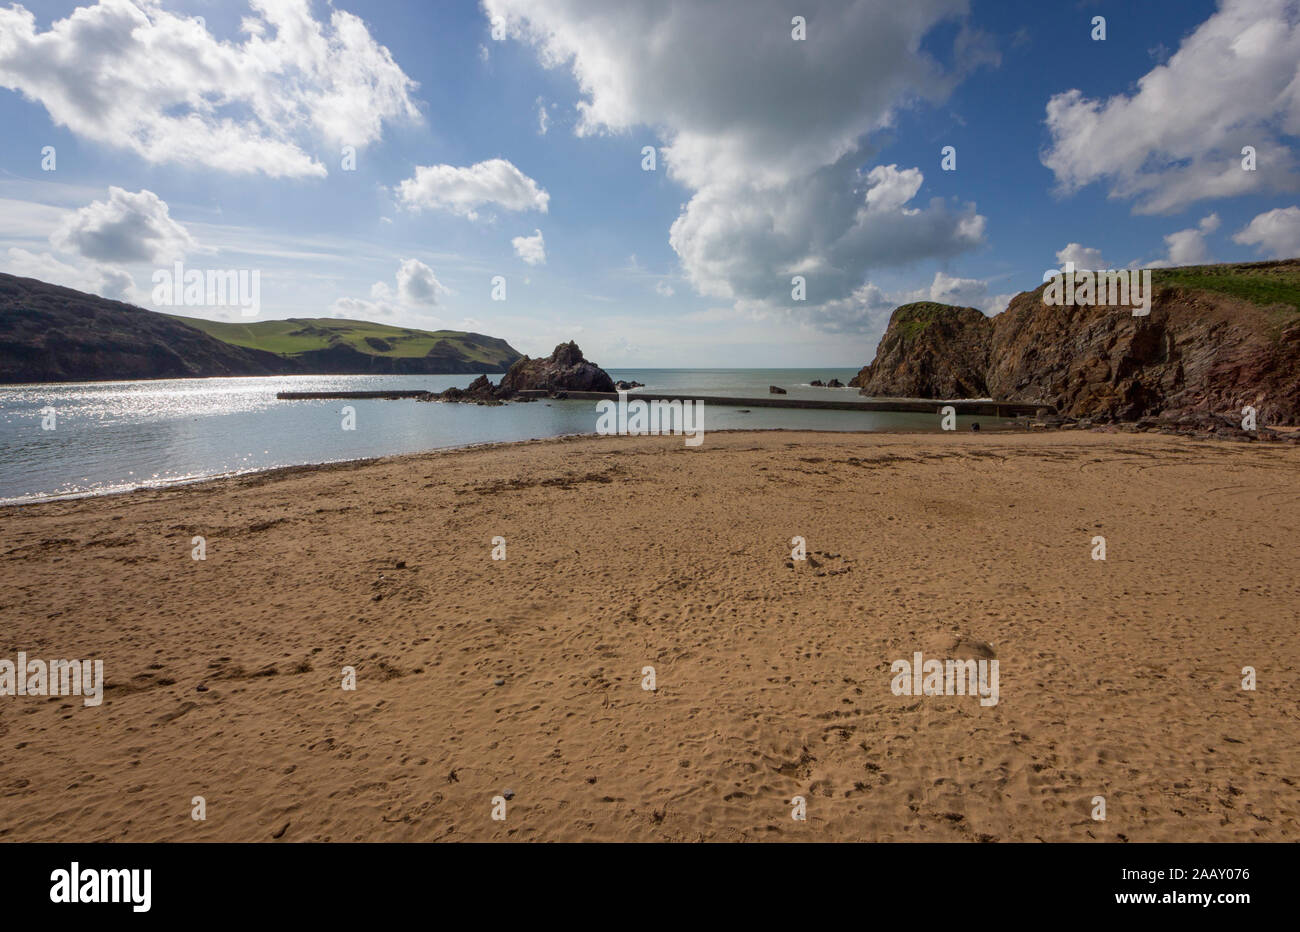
[1152,259,1300,316]
[168,315,520,369]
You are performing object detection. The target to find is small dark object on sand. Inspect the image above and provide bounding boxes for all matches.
[971,423,981,431]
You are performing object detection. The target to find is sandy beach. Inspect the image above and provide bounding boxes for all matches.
[1,429,1297,842]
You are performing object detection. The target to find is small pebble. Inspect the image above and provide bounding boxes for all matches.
[502,789,515,800]
[494,677,505,686]
[196,684,208,692]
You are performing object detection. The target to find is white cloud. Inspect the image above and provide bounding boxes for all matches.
[1151,213,1220,267]
[0,0,420,178]
[487,0,987,313]
[330,294,398,320]
[511,228,546,265]
[864,165,924,214]
[334,257,446,319]
[797,269,1010,334]
[926,271,995,309]
[1041,0,1300,214]
[396,159,550,218]
[1233,205,1300,257]
[2,247,135,301]
[1055,243,1105,270]
[654,280,675,297]
[51,187,196,264]
[395,258,446,305]
[536,97,550,135]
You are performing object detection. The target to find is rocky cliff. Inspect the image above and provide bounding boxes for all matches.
[849,302,992,398]
[854,260,1300,425]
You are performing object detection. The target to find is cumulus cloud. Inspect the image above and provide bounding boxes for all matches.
[926,271,996,309]
[1055,243,1106,270]
[487,0,988,312]
[668,156,985,303]
[801,269,1012,334]
[1041,0,1300,214]
[511,229,546,265]
[3,247,136,302]
[333,257,446,319]
[395,158,550,218]
[51,187,196,264]
[1150,214,1220,267]
[1233,205,1300,257]
[0,0,420,178]
[330,294,397,320]
[394,258,446,305]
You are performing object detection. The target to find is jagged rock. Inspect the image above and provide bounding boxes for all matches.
[432,373,497,403]
[497,341,616,395]
[425,342,615,403]
[614,380,644,390]
[769,385,787,394]
[810,379,824,387]
[826,378,844,388]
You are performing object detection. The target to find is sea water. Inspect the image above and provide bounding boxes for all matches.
[0,369,984,503]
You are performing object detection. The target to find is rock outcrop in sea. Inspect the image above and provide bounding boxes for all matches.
[851,260,1300,426]
[498,341,617,395]
[425,341,616,403]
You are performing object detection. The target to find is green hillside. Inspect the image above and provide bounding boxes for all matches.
[1153,260,1300,315]
[166,315,521,368]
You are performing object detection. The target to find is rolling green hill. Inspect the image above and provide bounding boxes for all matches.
[168,315,520,368]
[0,273,523,383]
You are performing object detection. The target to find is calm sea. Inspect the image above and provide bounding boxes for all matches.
[0,369,986,504]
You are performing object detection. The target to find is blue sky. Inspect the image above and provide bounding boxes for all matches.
[1,0,1298,366]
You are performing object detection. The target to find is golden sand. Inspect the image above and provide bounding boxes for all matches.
[1,430,1297,841]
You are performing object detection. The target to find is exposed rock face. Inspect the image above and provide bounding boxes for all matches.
[496,341,616,396]
[853,261,1300,425]
[769,385,787,394]
[986,284,1300,423]
[433,374,500,404]
[427,341,615,402]
[853,302,992,398]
